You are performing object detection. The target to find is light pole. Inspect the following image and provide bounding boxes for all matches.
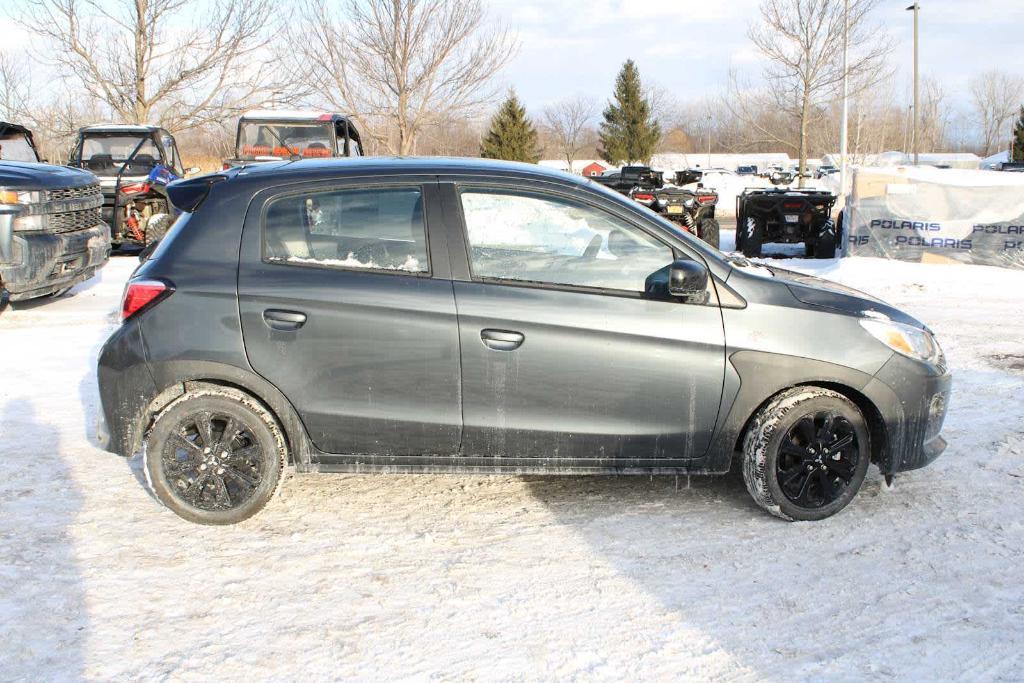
[706,113,712,168]
[839,0,850,194]
[906,2,920,166]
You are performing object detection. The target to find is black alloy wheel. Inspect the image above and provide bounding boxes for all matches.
[776,411,860,508]
[160,411,265,512]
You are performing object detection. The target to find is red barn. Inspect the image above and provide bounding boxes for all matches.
[581,162,609,177]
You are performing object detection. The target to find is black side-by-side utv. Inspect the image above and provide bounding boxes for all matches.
[736,188,839,259]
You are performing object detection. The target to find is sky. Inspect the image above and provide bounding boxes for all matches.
[3,0,1023,115]
[484,0,1024,111]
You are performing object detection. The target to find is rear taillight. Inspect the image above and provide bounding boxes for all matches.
[121,279,173,322]
[633,193,654,201]
[120,182,150,195]
[696,194,717,204]
[222,162,231,170]
[783,201,803,210]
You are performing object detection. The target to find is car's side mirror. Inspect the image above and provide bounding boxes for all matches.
[668,258,709,303]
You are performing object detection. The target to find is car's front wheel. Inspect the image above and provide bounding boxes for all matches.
[742,387,870,521]
[144,386,286,524]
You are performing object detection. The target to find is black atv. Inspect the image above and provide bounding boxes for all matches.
[736,188,839,259]
[650,186,721,249]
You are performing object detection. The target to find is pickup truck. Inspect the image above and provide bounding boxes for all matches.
[222,111,364,168]
[1,157,111,306]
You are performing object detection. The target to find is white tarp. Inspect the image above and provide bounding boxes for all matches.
[846,165,1024,269]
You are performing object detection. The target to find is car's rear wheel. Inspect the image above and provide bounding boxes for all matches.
[742,387,870,521]
[741,216,763,257]
[814,219,837,258]
[144,386,286,525]
[699,218,721,249]
[145,212,174,245]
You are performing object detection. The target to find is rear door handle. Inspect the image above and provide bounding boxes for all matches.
[480,329,524,351]
[263,309,307,331]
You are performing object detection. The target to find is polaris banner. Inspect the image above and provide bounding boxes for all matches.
[845,167,1024,270]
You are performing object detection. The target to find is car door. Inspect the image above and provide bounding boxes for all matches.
[444,182,725,465]
[237,178,462,457]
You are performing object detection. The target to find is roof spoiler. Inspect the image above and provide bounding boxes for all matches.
[166,174,228,213]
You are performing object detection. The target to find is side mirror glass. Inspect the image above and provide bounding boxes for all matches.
[668,258,709,303]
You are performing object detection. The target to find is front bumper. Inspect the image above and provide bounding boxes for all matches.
[0,222,111,300]
[863,353,952,474]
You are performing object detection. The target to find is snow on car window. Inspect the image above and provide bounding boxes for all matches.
[461,189,673,293]
[264,187,428,273]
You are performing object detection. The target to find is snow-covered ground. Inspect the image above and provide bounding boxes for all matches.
[2,246,1023,680]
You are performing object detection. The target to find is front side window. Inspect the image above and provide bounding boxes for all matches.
[264,186,428,274]
[460,189,674,293]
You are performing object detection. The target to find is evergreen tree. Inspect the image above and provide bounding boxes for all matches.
[1012,105,1024,163]
[599,60,661,165]
[480,91,541,163]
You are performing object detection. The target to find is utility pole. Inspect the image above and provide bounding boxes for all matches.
[906,3,920,165]
[839,0,850,193]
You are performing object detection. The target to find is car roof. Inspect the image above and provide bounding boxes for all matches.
[229,156,591,187]
[79,124,162,133]
[241,110,353,122]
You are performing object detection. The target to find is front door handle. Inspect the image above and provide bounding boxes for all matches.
[263,309,307,331]
[480,329,524,351]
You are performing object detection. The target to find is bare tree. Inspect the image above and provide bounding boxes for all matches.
[19,0,281,132]
[291,0,516,155]
[0,51,32,122]
[542,95,597,170]
[970,70,1024,156]
[746,0,892,185]
[917,76,949,153]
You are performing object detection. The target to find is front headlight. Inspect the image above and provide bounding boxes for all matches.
[16,190,44,204]
[860,318,942,365]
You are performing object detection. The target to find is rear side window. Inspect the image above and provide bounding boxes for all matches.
[264,187,428,273]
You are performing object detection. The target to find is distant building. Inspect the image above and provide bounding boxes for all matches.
[538,159,612,175]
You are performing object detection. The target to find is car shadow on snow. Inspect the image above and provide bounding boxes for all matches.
[0,400,87,679]
[519,466,933,679]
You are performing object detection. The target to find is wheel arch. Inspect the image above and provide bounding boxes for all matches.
[731,380,887,466]
[136,361,313,467]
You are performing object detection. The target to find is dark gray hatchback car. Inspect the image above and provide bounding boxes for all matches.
[97,158,951,524]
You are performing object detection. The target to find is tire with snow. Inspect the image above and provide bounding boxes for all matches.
[813,219,837,259]
[145,212,174,246]
[699,218,721,249]
[143,386,286,525]
[741,216,763,258]
[742,387,870,521]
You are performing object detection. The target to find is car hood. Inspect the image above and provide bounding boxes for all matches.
[728,259,925,329]
[770,264,925,329]
[0,161,98,190]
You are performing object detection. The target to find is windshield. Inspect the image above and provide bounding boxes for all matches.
[238,121,335,158]
[0,133,38,162]
[76,134,162,175]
